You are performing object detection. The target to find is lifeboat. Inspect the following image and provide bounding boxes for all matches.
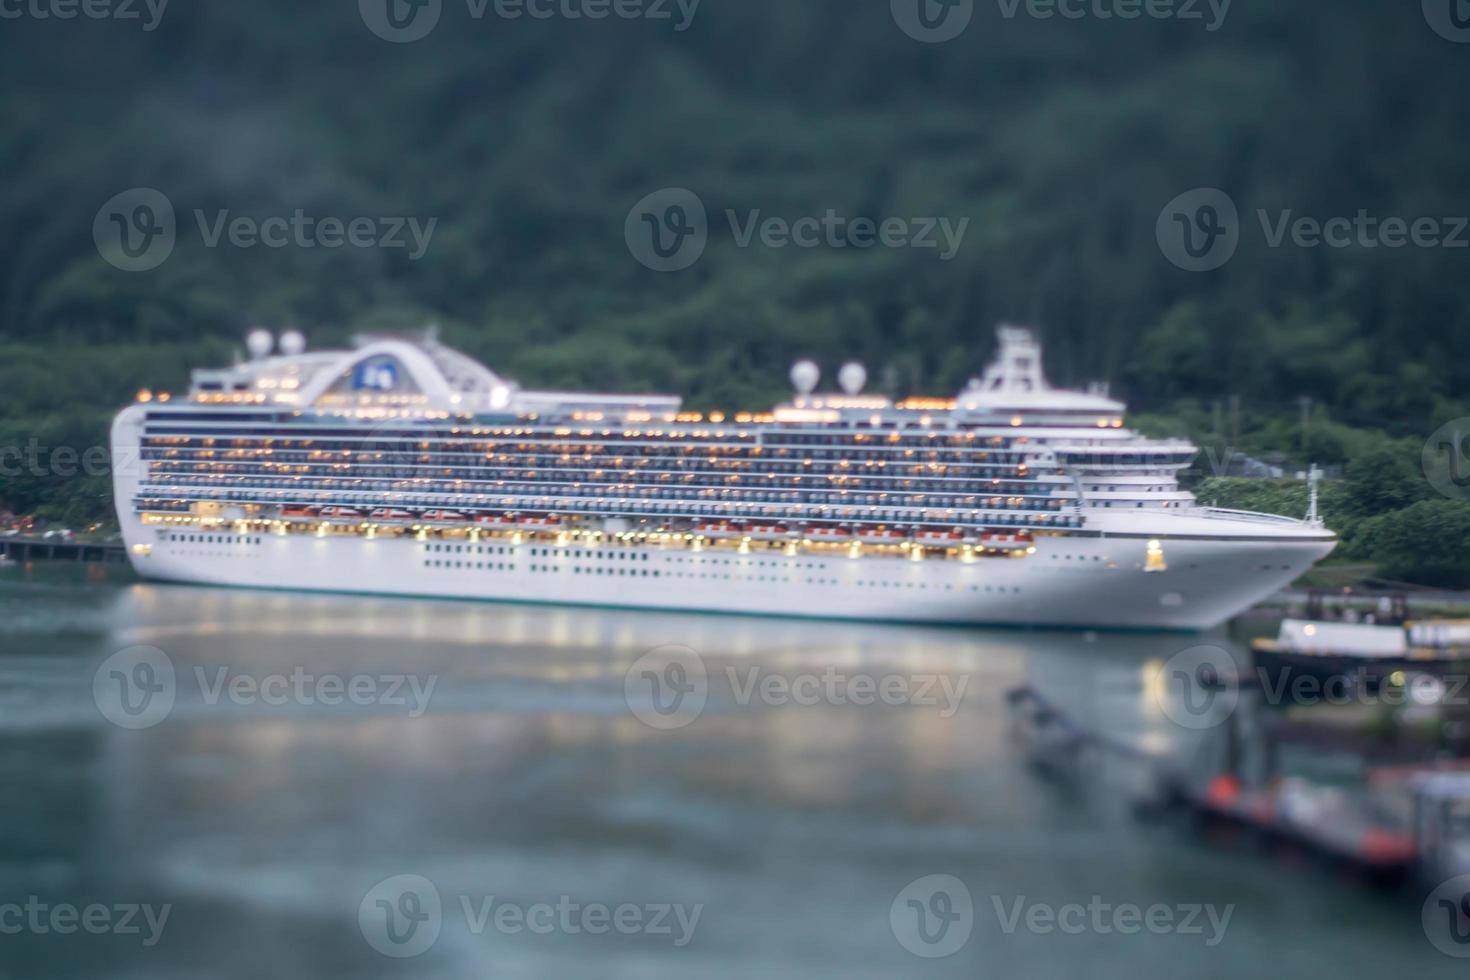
[696,521,740,538]
[421,509,469,524]
[981,531,1032,551]
[856,526,907,545]
[475,513,516,528]
[281,505,318,520]
[519,515,565,532]
[368,508,416,523]
[915,528,964,545]
[318,506,363,521]
[805,525,852,543]
[746,524,790,541]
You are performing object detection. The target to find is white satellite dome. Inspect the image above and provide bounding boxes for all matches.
[790,360,820,396]
[279,329,306,356]
[245,328,274,360]
[838,361,867,396]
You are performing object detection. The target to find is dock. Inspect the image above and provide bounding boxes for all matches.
[1006,684,1470,888]
[0,537,129,565]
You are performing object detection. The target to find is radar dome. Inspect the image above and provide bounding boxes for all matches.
[279,330,306,356]
[245,329,274,360]
[838,362,867,396]
[790,360,820,395]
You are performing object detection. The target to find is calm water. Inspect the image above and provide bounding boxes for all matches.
[0,563,1457,979]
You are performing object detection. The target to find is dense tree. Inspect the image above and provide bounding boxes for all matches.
[0,1,1466,584]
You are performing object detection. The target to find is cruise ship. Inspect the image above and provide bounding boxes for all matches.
[109,326,1336,629]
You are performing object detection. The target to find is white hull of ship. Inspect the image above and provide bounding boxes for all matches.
[114,520,1331,631]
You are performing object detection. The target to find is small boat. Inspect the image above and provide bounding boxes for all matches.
[745,523,790,541]
[281,505,319,520]
[318,506,363,522]
[420,509,468,524]
[368,508,417,523]
[915,528,964,545]
[696,521,739,538]
[519,515,565,532]
[805,526,851,543]
[475,513,516,529]
[1251,618,1470,689]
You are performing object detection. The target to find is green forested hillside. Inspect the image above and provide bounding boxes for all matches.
[2,1,1468,579]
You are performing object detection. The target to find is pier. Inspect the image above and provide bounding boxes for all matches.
[0,537,129,565]
[1006,684,1470,888]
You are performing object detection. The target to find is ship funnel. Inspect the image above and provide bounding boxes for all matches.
[790,360,820,396]
[245,328,274,360]
[838,362,867,395]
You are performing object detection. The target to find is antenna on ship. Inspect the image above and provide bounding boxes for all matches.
[790,360,820,397]
[1305,464,1322,526]
[246,328,274,361]
[838,362,867,396]
[279,329,306,356]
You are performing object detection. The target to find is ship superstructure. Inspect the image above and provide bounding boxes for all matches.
[110,326,1336,628]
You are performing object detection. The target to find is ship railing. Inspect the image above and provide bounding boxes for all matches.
[1196,506,1311,526]
[133,488,1087,529]
[1050,440,1197,456]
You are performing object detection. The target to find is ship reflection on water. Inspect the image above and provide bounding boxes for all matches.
[0,568,1454,978]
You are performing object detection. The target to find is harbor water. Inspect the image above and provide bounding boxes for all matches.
[0,563,1459,979]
